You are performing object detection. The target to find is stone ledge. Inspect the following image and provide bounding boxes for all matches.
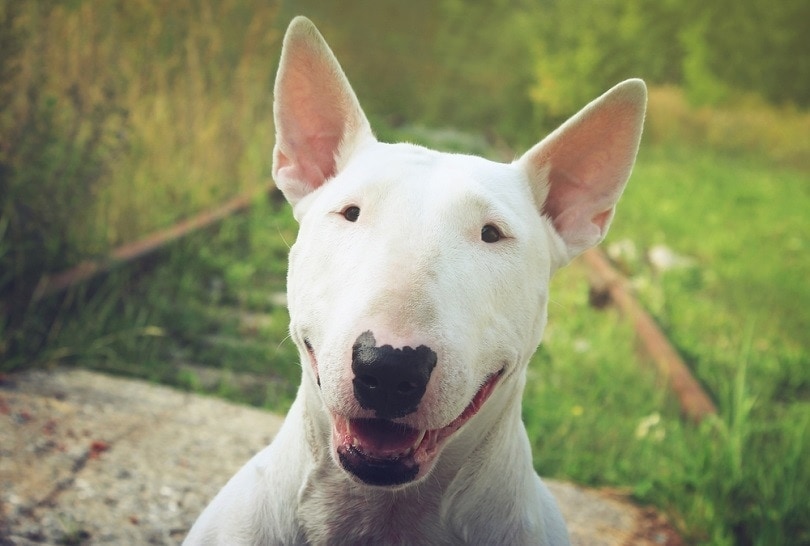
[0,369,680,545]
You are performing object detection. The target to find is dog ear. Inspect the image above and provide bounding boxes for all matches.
[272,17,375,206]
[519,79,647,264]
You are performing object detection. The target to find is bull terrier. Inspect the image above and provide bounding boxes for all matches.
[185,16,646,545]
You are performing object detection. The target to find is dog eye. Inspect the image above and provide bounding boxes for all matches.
[342,206,361,222]
[481,224,502,243]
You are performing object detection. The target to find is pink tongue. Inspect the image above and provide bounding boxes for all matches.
[350,418,421,457]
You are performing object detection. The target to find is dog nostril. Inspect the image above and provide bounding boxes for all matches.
[359,375,379,389]
[396,381,418,395]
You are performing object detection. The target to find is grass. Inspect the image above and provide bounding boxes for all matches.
[2,1,280,253]
[1,1,280,359]
[645,87,810,171]
[615,145,808,401]
[17,195,302,410]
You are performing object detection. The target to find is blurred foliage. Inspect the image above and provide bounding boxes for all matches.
[527,0,809,112]
[2,0,806,292]
[289,0,809,145]
[646,86,810,170]
[679,0,809,107]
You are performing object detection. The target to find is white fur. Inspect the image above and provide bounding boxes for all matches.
[185,16,646,545]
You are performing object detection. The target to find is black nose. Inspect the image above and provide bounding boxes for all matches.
[351,331,437,419]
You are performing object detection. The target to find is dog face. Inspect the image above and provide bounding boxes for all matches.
[273,17,646,488]
[286,143,557,485]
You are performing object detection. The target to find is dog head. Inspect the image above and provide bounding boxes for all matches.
[273,17,646,488]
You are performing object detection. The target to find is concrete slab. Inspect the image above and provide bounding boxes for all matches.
[0,369,680,545]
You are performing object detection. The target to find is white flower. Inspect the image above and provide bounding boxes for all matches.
[635,412,664,440]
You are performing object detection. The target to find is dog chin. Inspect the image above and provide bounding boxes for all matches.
[331,369,503,487]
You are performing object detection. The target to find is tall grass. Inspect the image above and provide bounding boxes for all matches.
[3,1,279,252]
[591,140,809,543]
[96,0,280,243]
[1,1,280,364]
[19,195,301,408]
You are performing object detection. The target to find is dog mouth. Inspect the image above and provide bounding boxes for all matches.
[332,368,503,487]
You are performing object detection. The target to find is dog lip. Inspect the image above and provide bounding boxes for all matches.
[333,369,503,483]
[440,367,504,435]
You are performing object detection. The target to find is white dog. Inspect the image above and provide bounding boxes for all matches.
[185,16,646,545]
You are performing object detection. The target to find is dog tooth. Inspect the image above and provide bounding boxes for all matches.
[412,430,426,448]
[344,420,359,447]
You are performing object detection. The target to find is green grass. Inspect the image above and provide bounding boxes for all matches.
[617,144,808,421]
[527,261,809,545]
[14,195,302,410]
[617,144,808,352]
[524,144,809,545]
[1,1,280,256]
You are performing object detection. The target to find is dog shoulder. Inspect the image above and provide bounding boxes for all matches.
[185,409,312,545]
[184,448,306,545]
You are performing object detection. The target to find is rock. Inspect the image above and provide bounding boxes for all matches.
[647,245,695,274]
[606,239,641,275]
[0,369,680,545]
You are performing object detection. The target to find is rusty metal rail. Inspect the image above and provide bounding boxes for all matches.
[31,190,267,303]
[581,247,717,423]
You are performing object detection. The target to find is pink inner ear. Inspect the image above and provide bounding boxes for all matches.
[274,147,330,204]
[275,133,343,190]
[272,17,373,205]
[273,63,349,195]
[542,146,622,240]
[591,209,613,231]
[522,80,646,260]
